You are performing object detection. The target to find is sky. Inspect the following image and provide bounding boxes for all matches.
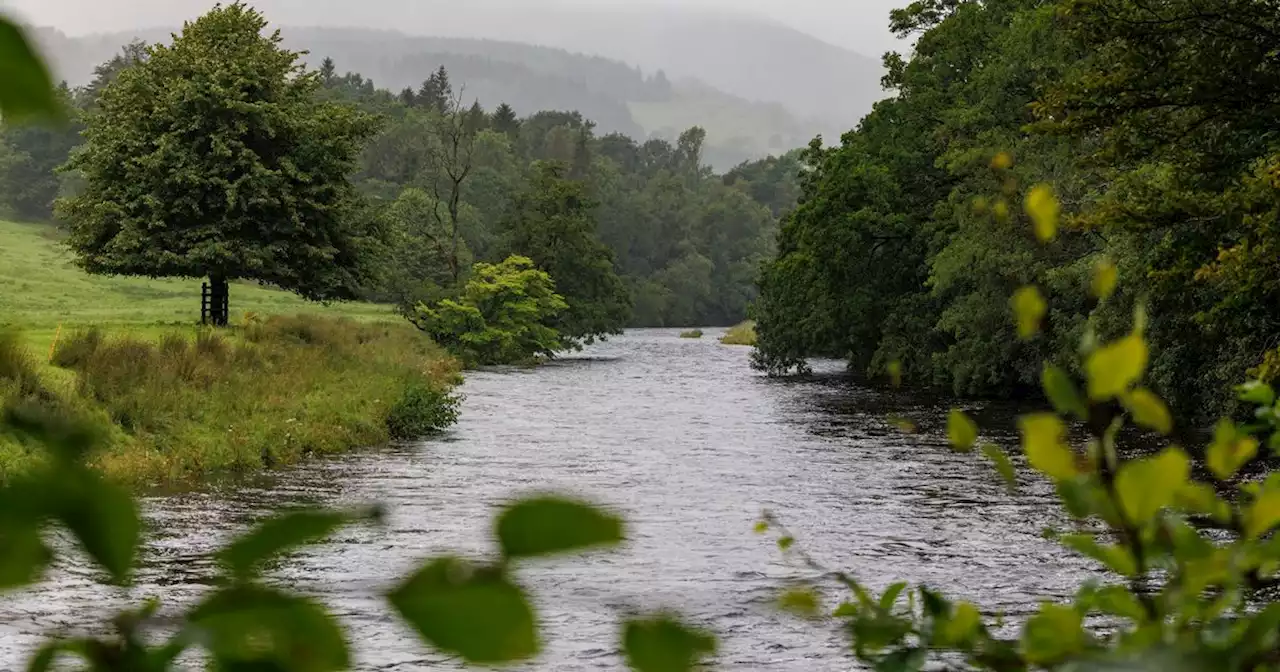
[0,0,907,56]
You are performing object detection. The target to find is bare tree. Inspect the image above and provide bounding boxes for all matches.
[423,85,480,285]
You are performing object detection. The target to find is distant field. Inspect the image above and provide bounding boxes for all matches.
[0,219,394,345]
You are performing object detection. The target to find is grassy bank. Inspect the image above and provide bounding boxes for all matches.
[0,219,393,348]
[0,316,459,485]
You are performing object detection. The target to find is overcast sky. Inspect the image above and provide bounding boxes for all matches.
[0,0,907,56]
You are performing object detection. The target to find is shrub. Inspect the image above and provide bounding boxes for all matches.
[386,380,461,440]
[50,328,104,369]
[679,329,704,339]
[413,256,568,366]
[719,321,757,346]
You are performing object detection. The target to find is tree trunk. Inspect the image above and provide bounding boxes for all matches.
[207,274,229,327]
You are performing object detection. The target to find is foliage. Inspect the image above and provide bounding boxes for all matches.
[56,3,383,320]
[719,321,757,347]
[1,316,459,483]
[750,0,1280,422]
[413,256,567,366]
[679,329,704,339]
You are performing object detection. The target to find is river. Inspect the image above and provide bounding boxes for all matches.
[0,328,1097,670]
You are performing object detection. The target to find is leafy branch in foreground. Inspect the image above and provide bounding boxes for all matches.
[759,182,1280,671]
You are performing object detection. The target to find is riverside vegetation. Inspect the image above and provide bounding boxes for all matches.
[4,0,1280,670]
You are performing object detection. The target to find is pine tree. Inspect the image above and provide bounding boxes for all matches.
[492,102,520,138]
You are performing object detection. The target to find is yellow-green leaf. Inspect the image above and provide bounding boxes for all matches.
[1115,447,1190,524]
[1085,334,1148,400]
[1122,388,1173,434]
[1175,482,1231,522]
[753,521,768,534]
[1245,487,1280,539]
[947,409,978,452]
[887,360,902,388]
[777,586,821,618]
[1059,534,1138,577]
[937,602,983,646]
[1092,260,1118,300]
[1206,420,1259,481]
[1022,603,1085,665]
[1019,414,1077,480]
[1025,184,1059,242]
[991,152,1013,170]
[1011,286,1047,340]
[1042,364,1087,419]
[981,444,1017,491]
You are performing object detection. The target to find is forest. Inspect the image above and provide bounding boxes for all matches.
[0,41,799,331]
[751,0,1280,422]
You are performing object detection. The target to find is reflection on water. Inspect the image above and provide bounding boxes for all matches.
[0,329,1098,670]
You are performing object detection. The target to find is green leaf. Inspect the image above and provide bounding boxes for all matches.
[1115,447,1190,525]
[1025,184,1059,242]
[1042,364,1088,419]
[981,444,1018,490]
[1091,260,1118,300]
[777,586,821,618]
[1174,483,1231,522]
[1021,603,1085,665]
[388,556,538,663]
[1206,420,1258,481]
[0,17,60,121]
[55,469,139,585]
[218,508,378,580]
[935,601,983,647]
[1085,334,1148,400]
[622,614,717,672]
[0,525,50,590]
[1245,486,1280,539]
[1019,413,1078,480]
[1059,534,1138,576]
[1091,585,1146,622]
[753,520,768,534]
[1011,286,1047,340]
[879,582,908,612]
[495,496,624,559]
[947,409,978,452]
[1238,381,1277,407]
[777,536,795,551]
[1122,388,1172,434]
[188,585,349,672]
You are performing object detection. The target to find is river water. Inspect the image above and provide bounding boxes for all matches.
[0,329,1097,670]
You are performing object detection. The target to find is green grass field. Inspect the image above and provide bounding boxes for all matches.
[0,219,394,347]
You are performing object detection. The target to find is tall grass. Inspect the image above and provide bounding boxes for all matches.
[719,321,757,346]
[1,316,459,484]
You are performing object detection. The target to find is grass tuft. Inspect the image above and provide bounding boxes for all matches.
[680,329,704,339]
[720,321,758,347]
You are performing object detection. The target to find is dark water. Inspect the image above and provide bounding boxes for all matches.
[0,329,1097,670]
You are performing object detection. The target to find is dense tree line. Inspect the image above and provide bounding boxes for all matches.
[0,39,797,332]
[752,0,1280,421]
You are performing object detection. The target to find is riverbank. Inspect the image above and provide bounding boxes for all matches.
[0,316,460,485]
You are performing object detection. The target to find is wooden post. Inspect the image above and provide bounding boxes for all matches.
[201,282,211,325]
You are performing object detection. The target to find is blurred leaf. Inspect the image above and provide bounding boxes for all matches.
[218,508,378,580]
[1091,585,1146,623]
[982,444,1018,490]
[880,582,907,611]
[1042,364,1088,419]
[1245,486,1280,539]
[0,17,60,121]
[1086,334,1148,400]
[1115,448,1189,525]
[777,536,795,551]
[1011,287,1047,340]
[936,601,982,647]
[189,585,349,672]
[1122,388,1172,434]
[55,469,138,585]
[777,586,820,618]
[991,152,1013,170]
[1059,535,1138,576]
[1238,381,1276,406]
[2,402,102,465]
[947,409,978,452]
[495,496,624,559]
[1206,420,1258,481]
[1022,603,1086,665]
[0,525,49,590]
[1092,260,1118,300]
[887,415,917,433]
[886,360,903,387]
[753,520,768,534]
[1025,184,1059,242]
[1174,483,1231,522]
[1019,414,1077,480]
[389,556,537,663]
[622,614,716,672]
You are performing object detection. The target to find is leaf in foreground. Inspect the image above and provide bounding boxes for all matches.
[495,495,624,559]
[1019,414,1077,480]
[0,17,60,121]
[947,409,978,452]
[56,469,139,585]
[622,614,717,672]
[188,585,349,672]
[1011,287,1047,340]
[1085,334,1148,401]
[389,556,538,663]
[218,507,380,580]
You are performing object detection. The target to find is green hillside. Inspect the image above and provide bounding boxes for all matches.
[0,220,392,343]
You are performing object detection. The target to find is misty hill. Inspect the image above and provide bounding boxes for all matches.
[32,24,851,168]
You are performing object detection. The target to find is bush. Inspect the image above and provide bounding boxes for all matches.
[50,328,104,369]
[719,321,757,346]
[386,380,461,440]
[413,256,568,366]
[679,329,704,339]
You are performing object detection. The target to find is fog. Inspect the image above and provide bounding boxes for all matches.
[0,0,906,56]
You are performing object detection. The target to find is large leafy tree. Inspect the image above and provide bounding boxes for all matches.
[57,3,381,325]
